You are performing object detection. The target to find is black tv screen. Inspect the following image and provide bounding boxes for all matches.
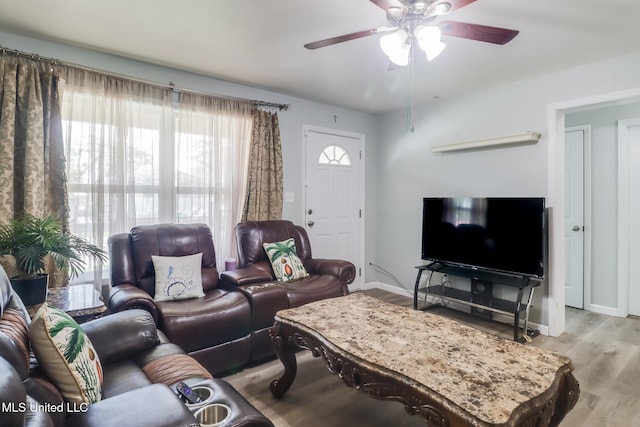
[421,197,545,277]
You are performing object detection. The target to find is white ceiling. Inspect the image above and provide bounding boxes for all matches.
[0,0,638,113]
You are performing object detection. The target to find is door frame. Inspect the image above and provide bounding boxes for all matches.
[548,88,640,336]
[564,125,592,311]
[618,117,640,317]
[301,125,365,290]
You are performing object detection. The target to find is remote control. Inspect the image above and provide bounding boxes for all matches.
[176,381,203,404]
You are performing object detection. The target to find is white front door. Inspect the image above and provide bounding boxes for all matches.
[565,127,586,309]
[304,126,363,290]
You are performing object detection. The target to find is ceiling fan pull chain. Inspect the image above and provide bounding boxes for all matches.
[407,45,415,133]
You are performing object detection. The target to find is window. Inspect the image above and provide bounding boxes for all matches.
[61,73,253,283]
[318,144,351,166]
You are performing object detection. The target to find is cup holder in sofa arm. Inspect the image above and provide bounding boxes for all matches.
[195,403,231,426]
[178,378,275,427]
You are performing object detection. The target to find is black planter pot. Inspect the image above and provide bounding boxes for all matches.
[10,274,49,306]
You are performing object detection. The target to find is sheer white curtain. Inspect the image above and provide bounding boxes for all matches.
[174,93,253,266]
[61,68,253,285]
[61,68,173,285]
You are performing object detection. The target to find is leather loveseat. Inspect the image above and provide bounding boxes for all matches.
[220,220,356,361]
[0,264,273,427]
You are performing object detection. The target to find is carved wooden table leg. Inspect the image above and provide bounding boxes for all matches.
[269,323,298,398]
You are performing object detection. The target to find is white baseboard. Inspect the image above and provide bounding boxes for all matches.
[363,281,413,297]
[364,281,549,336]
[587,303,620,317]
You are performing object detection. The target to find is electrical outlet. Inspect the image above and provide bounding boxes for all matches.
[285,192,294,203]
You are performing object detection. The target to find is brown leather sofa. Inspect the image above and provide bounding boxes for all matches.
[108,221,356,373]
[108,223,253,376]
[0,265,273,427]
[220,220,356,361]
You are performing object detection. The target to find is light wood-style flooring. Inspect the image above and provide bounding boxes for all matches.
[225,288,640,427]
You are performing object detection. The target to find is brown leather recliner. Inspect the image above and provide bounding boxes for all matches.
[221,220,356,360]
[108,223,253,376]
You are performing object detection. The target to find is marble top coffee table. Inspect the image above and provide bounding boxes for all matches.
[269,293,579,427]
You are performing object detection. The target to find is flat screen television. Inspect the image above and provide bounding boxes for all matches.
[421,197,545,278]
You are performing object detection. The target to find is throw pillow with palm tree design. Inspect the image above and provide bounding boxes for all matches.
[29,305,103,403]
[263,238,309,282]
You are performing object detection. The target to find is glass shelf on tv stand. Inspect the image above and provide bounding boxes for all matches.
[413,262,541,342]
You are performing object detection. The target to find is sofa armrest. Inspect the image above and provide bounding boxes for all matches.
[81,310,160,365]
[66,384,197,427]
[220,262,274,286]
[108,284,159,323]
[304,259,356,290]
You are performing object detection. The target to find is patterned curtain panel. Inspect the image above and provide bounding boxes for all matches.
[0,55,68,284]
[242,109,283,221]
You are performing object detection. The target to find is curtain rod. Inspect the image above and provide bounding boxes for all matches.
[0,44,290,111]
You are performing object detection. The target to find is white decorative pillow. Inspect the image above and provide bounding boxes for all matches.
[29,305,103,404]
[151,253,205,301]
[263,238,309,282]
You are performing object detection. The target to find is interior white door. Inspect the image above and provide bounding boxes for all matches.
[304,127,362,289]
[622,119,640,316]
[565,128,585,309]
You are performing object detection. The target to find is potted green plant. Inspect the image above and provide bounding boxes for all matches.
[0,214,107,305]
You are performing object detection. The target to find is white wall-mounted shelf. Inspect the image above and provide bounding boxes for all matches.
[431,132,541,153]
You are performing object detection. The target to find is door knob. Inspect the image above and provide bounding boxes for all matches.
[307,221,315,228]
[572,225,581,232]
[307,209,313,215]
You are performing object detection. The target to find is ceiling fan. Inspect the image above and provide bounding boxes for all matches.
[304,0,519,66]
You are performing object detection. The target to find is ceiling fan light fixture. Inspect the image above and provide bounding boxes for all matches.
[415,25,442,45]
[380,29,411,66]
[423,40,446,61]
[379,29,404,56]
[415,25,446,61]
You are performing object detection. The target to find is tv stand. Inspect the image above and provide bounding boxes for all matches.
[413,263,541,342]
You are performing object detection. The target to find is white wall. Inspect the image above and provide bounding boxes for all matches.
[372,51,640,328]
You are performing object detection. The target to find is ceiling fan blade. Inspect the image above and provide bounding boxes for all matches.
[439,21,519,45]
[369,0,406,11]
[304,27,390,50]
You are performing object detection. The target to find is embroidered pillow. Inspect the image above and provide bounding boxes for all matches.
[263,238,309,282]
[29,305,103,404]
[151,253,205,301]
